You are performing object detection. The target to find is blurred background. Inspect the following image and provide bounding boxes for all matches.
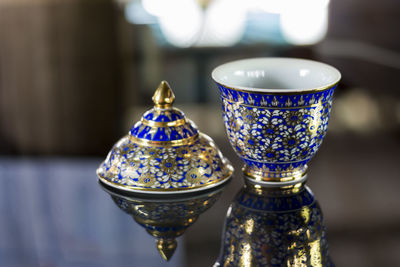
[0,0,399,266]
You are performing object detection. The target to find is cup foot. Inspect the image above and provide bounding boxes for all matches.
[244,173,308,188]
[242,164,308,186]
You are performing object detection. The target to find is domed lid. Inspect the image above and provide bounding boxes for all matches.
[97,81,233,194]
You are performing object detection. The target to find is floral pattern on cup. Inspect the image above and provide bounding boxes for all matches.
[218,83,336,178]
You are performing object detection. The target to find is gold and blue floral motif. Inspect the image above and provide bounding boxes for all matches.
[97,133,232,191]
[215,182,334,267]
[217,83,336,181]
[218,85,335,108]
[129,107,199,144]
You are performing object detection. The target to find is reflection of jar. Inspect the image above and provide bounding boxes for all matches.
[100,181,224,261]
[215,182,334,266]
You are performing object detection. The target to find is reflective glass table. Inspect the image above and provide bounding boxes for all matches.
[0,135,399,267]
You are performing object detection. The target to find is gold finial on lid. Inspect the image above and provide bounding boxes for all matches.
[152,81,175,108]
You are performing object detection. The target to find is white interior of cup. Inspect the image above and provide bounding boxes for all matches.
[212,58,341,92]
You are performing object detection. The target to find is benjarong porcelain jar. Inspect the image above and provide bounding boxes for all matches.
[97,81,233,194]
[212,58,341,185]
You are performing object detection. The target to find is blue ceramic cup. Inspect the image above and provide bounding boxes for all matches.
[212,58,341,184]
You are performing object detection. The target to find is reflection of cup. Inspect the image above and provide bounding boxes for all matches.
[212,58,341,184]
[214,181,334,266]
